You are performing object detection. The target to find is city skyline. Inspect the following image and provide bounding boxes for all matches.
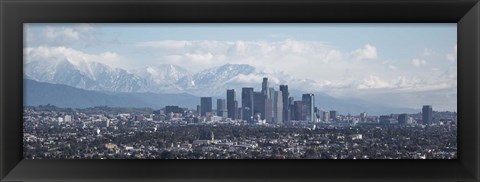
[196,76,443,126]
[24,23,457,111]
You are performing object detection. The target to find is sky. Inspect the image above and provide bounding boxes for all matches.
[24,23,457,111]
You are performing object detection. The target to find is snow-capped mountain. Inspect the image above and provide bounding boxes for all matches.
[24,59,322,96]
[131,64,193,93]
[133,64,191,84]
[177,63,256,88]
[175,63,260,96]
[25,59,149,93]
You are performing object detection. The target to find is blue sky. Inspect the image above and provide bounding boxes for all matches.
[26,23,456,60]
[24,23,457,111]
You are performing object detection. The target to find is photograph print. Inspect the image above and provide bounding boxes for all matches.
[23,23,457,159]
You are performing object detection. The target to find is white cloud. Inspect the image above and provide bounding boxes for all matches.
[134,39,379,80]
[356,75,391,89]
[422,48,436,56]
[230,74,264,84]
[25,46,123,69]
[134,39,348,77]
[135,40,188,51]
[26,24,98,47]
[447,44,457,62]
[44,27,80,41]
[184,52,214,62]
[350,44,377,60]
[412,58,427,67]
[339,75,454,97]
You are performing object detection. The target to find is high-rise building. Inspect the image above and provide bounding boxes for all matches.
[266,102,272,122]
[314,107,320,121]
[289,97,295,121]
[422,105,433,125]
[253,92,272,123]
[398,114,408,125]
[293,101,304,121]
[242,88,254,123]
[329,110,337,122]
[227,89,236,119]
[268,87,275,122]
[322,111,330,122]
[234,101,239,119]
[360,112,367,122]
[217,99,227,117]
[302,94,315,122]
[268,87,275,99]
[273,90,283,124]
[196,105,200,115]
[279,85,290,122]
[236,105,242,120]
[200,97,212,117]
[262,77,269,98]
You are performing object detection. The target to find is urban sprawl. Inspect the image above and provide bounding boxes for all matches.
[24,77,457,159]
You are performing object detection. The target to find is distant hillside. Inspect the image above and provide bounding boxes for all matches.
[24,79,199,109]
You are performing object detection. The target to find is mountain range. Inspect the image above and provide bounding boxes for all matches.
[24,59,419,115]
[25,58,312,96]
[24,79,200,109]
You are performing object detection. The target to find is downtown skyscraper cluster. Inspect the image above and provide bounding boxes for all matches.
[200,77,316,124]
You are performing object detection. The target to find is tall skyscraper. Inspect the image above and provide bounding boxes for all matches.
[261,77,269,98]
[234,101,239,119]
[268,87,275,122]
[329,110,337,122]
[273,90,283,124]
[293,101,303,121]
[217,99,227,117]
[242,88,254,123]
[196,105,200,115]
[398,114,408,125]
[200,97,212,117]
[266,97,273,122]
[226,89,236,119]
[268,87,275,99]
[289,97,295,121]
[302,94,315,122]
[279,85,290,122]
[253,92,272,123]
[322,111,330,123]
[422,105,433,125]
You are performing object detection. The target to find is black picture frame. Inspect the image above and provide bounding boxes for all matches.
[1,0,479,181]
